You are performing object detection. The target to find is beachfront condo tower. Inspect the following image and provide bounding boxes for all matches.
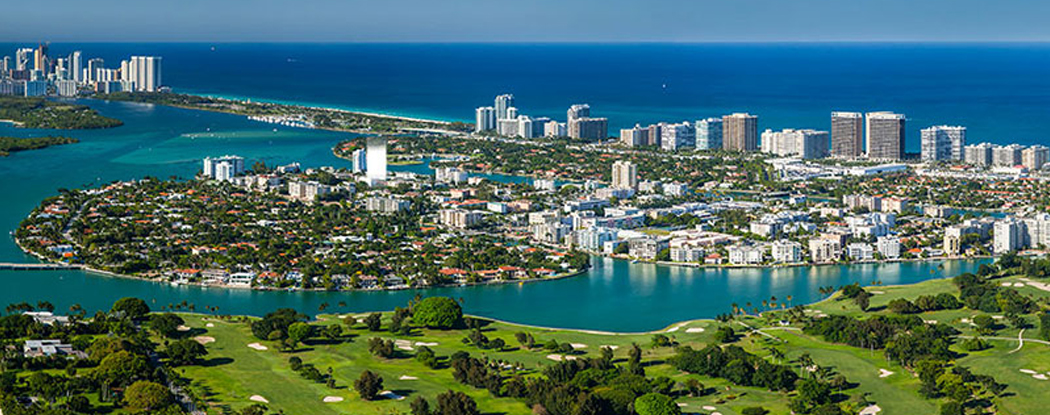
[366,136,387,183]
[494,94,514,120]
[611,160,638,190]
[830,111,863,158]
[695,118,723,150]
[722,113,758,152]
[475,106,496,132]
[920,125,966,162]
[865,112,906,160]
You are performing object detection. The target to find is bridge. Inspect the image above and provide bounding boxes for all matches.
[0,262,81,271]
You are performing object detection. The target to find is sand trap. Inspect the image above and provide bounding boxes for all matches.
[961,318,971,323]
[686,327,705,333]
[194,336,215,345]
[992,315,1005,320]
[206,323,215,328]
[676,403,687,407]
[177,325,191,332]
[249,395,269,403]
[247,342,268,351]
[667,323,687,332]
[1001,282,1013,287]
[323,396,344,403]
[394,340,414,351]
[570,343,588,349]
[1020,369,1037,374]
[1034,374,1049,380]
[878,369,894,378]
[923,320,938,324]
[1014,282,1026,287]
[399,375,418,380]
[414,342,438,347]
[565,355,577,361]
[546,354,563,361]
[380,391,405,401]
[712,412,722,415]
[870,290,885,294]
[600,345,619,350]
[703,405,717,411]
[859,405,882,415]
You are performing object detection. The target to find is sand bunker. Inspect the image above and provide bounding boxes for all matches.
[380,391,405,401]
[249,395,269,403]
[414,342,438,347]
[399,375,418,380]
[878,369,894,378]
[323,396,344,403]
[194,336,215,345]
[247,342,268,351]
[870,291,885,294]
[205,323,215,328]
[1020,369,1037,374]
[570,343,588,349]
[177,325,191,332]
[546,354,563,361]
[859,405,882,415]
[685,327,705,333]
[1034,374,1049,380]
[703,405,717,411]
[600,345,619,350]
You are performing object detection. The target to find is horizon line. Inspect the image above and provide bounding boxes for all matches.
[4,40,1050,45]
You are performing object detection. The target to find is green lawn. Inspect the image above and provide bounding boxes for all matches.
[173,273,1050,415]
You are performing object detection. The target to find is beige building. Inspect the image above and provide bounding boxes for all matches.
[722,113,758,152]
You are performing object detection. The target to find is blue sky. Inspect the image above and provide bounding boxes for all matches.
[3,0,1049,42]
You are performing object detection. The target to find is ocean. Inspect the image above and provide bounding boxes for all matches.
[4,42,1050,149]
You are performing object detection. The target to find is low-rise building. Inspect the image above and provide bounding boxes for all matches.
[771,240,802,263]
[629,237,670,260]
[440,209,484,229]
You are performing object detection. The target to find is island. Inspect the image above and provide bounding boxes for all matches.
[0,135,78,156]
[0,96,123,129]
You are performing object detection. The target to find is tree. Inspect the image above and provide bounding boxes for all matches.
[95,350,149,388]
[241,404,269,415]
[364,313,382,331]
[166,339,208,366]
[435,390,479,415]
[287,322,314,349]
[939,401,964,415]
[66,395,91,412]
[741,408,770,415]
[411,396,431,415]
[413,297,463,329]
[634,393,681,415]
[123,380,174,412]
[111,297,150,320]
[355,370,383,401]
[150,313,185,338]
[973,314,996,335]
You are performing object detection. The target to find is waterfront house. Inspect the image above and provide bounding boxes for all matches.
[201,269,229,285]
[228,272,255,287]
[23,311,69,326]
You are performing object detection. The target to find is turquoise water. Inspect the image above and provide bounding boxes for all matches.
[0,99,990,331]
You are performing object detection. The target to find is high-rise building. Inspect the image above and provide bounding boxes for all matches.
[660,122,696,151]
[611,160,638,190]
[567,104,590,122]
[87,58,104,83]
[494,94,514,120]
[517,116,536,139]
[761,129,829,159]
[33,43,48,74]
[646,124,662,147]
[366,136,387,182]
[695,118,723,150]
[994,218,1024,254]
[202,155,245,181]
[15,48,32,71]
[351,148,367,173]
[497,118,519,137]
[24,80,47,97]
[830,112,863,158]
[56,80,77,97]
[620,124,649,147]
[722,113,758,152]
[1022,145,1049,171]
[964,143,995,167]
[865,112,906,160]
[920,125,966,162]
[993,144,1024,167]
[474,106,496,132]
[568,117,608,141]
[544,121,566,137]
[129,56,162,91]
[70,51,82,83]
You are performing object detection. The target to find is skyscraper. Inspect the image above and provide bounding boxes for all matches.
[568,117,608,141]
[351,148,367,173]
[474,106,496,132]
[70,51,82,83]
[993,144,1023,167]
[567,104,590,122]
[920,125,966,162]
[865,112,906,160]
[611,160,637,190]
[760,129,829,159]
[722,113,758,152]
[129,56,162,91]
[87,58,104,83]
[660,122,696,151]
[830,112,863,158]
[15,48,32,71]
[695,118,722,150]
[33,43,48,74]
[366,136,387,183]
[1022,145,1049,171]
[964,143,995,167]
[620,124,649,147]
[494,94,514,120]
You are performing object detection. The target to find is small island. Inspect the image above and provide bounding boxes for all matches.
[0,96,123,129]
[0,135,79,156]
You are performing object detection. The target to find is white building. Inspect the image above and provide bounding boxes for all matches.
[661,122,696,151]
[288,181,331,203]
[761,129,829,159]
[435,167,469,184]
[475,106,496,132]
[728,244,765,265]
[1022,145,1049,171]
[876,237,901,259]
[695,118,723,150]
[494,94,514,120]
[964,143,995,167]
[440,209,483,229]
[809,238,841,263]
[993,144,1024,167]
[920,125,966,162]
[366,136,387,183]
[202,155,245,181]
[128,56,162,92]
[620,124,649,147]
[365,197,411,214]
[611,160,638,190]
[351,148,367,173]
[846,243,875,261]
[771,240,802,263]
[545,120,567,137]
[994,218,1024,254]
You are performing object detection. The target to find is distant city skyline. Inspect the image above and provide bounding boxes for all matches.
[3,0,1050,42]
